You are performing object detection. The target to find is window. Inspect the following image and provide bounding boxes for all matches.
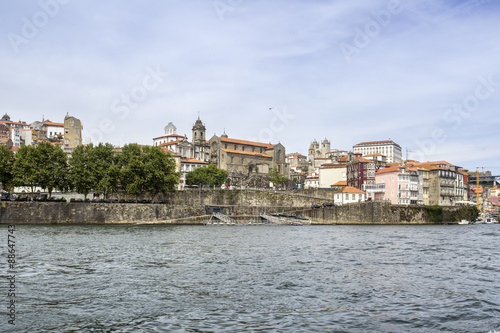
[75,139,79,145]
[64,139,69,145]
[65,128,69,134]
[75,128,79,134]
[70,120,74,126]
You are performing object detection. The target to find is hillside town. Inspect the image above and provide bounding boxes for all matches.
[1,113,498,214]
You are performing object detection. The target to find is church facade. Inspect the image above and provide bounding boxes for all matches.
[209,133,287,187]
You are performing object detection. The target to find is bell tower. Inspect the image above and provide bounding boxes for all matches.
[192,116,206,145]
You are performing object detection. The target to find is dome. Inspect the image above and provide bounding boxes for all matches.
[164,122,177,135]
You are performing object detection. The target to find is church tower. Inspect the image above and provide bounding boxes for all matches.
[192,116,206,145]
[321,138,330,157]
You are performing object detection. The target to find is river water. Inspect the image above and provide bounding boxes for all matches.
[2,224,499,332]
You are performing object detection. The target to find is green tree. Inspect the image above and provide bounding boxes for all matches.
[69,144,94,199]
[186,164,228,188]
[12,143,68,197]
[269,167,288,189]
[119,144,146,197]
[33,142,68,197]
[90,143,118,199]
[12,145,38,194]
[142,146,179,200]
[0,145,14,192]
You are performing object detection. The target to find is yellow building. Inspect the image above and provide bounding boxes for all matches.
[63,114,82,153]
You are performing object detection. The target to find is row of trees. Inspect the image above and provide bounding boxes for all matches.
[0,142,290,198]
[0,142,179,200]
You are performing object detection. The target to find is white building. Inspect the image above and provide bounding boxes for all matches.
[353,139,402,164]
[153,118,210,162]
[318,164,346,188]
[180,157,208,189]
[304,175,319,189]
[334,187,366,205]
[43,120,64,139]
[9,128,21,147]
[153,122,186,146]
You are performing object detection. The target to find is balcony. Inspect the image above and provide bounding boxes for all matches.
[364,184,385,193]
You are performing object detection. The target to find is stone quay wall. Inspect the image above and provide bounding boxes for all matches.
[292,202,473,224]
[0,202,205,224]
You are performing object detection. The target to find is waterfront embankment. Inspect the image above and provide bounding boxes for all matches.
[0,200,477,225]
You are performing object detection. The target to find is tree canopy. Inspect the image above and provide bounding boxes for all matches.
[9,142,180,199]
[186,164,228,187]
[0,145,14,191]
[269,167,288,188]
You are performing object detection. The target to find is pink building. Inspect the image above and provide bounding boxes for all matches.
[375,166,419,205]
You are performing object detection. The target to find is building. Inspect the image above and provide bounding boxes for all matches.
[63,114,83,153]
[286,153,308,172]
[374,166,419,205]
[346,154,377,190]
[153,118,210,162]
[308,139,333,163]
[304,175,319,189]
[179,157,209,190]
[153,122,185,146]
[20,129,36,146]
[407,161,465,206]
[43,120,64,140]
[308,139,343,171]
[318,164,347,189]
[191,117,210,162]
[334,187,366,205]
[489,188,500,197]
[209,133,286,187]
[353,139,402,164]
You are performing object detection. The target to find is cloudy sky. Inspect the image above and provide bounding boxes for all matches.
[1,0,499,171]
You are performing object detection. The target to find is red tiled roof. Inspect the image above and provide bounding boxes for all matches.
[44,121,64,127]
[320,164,346,169]
[376,166,401,174]
[159,140,181,147]
[0,120,27,126]
[287,153,306,159]
[341,186,366,194]
[221,149,272,158]
[220,137,275,149]
[182,157,208,164]
[153,134,186,140]
[487,197,499,206]
[331,180,347,187]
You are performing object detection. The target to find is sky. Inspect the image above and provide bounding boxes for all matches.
[1,0,499,172]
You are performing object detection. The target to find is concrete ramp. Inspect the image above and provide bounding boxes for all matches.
[260,213,311,225]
